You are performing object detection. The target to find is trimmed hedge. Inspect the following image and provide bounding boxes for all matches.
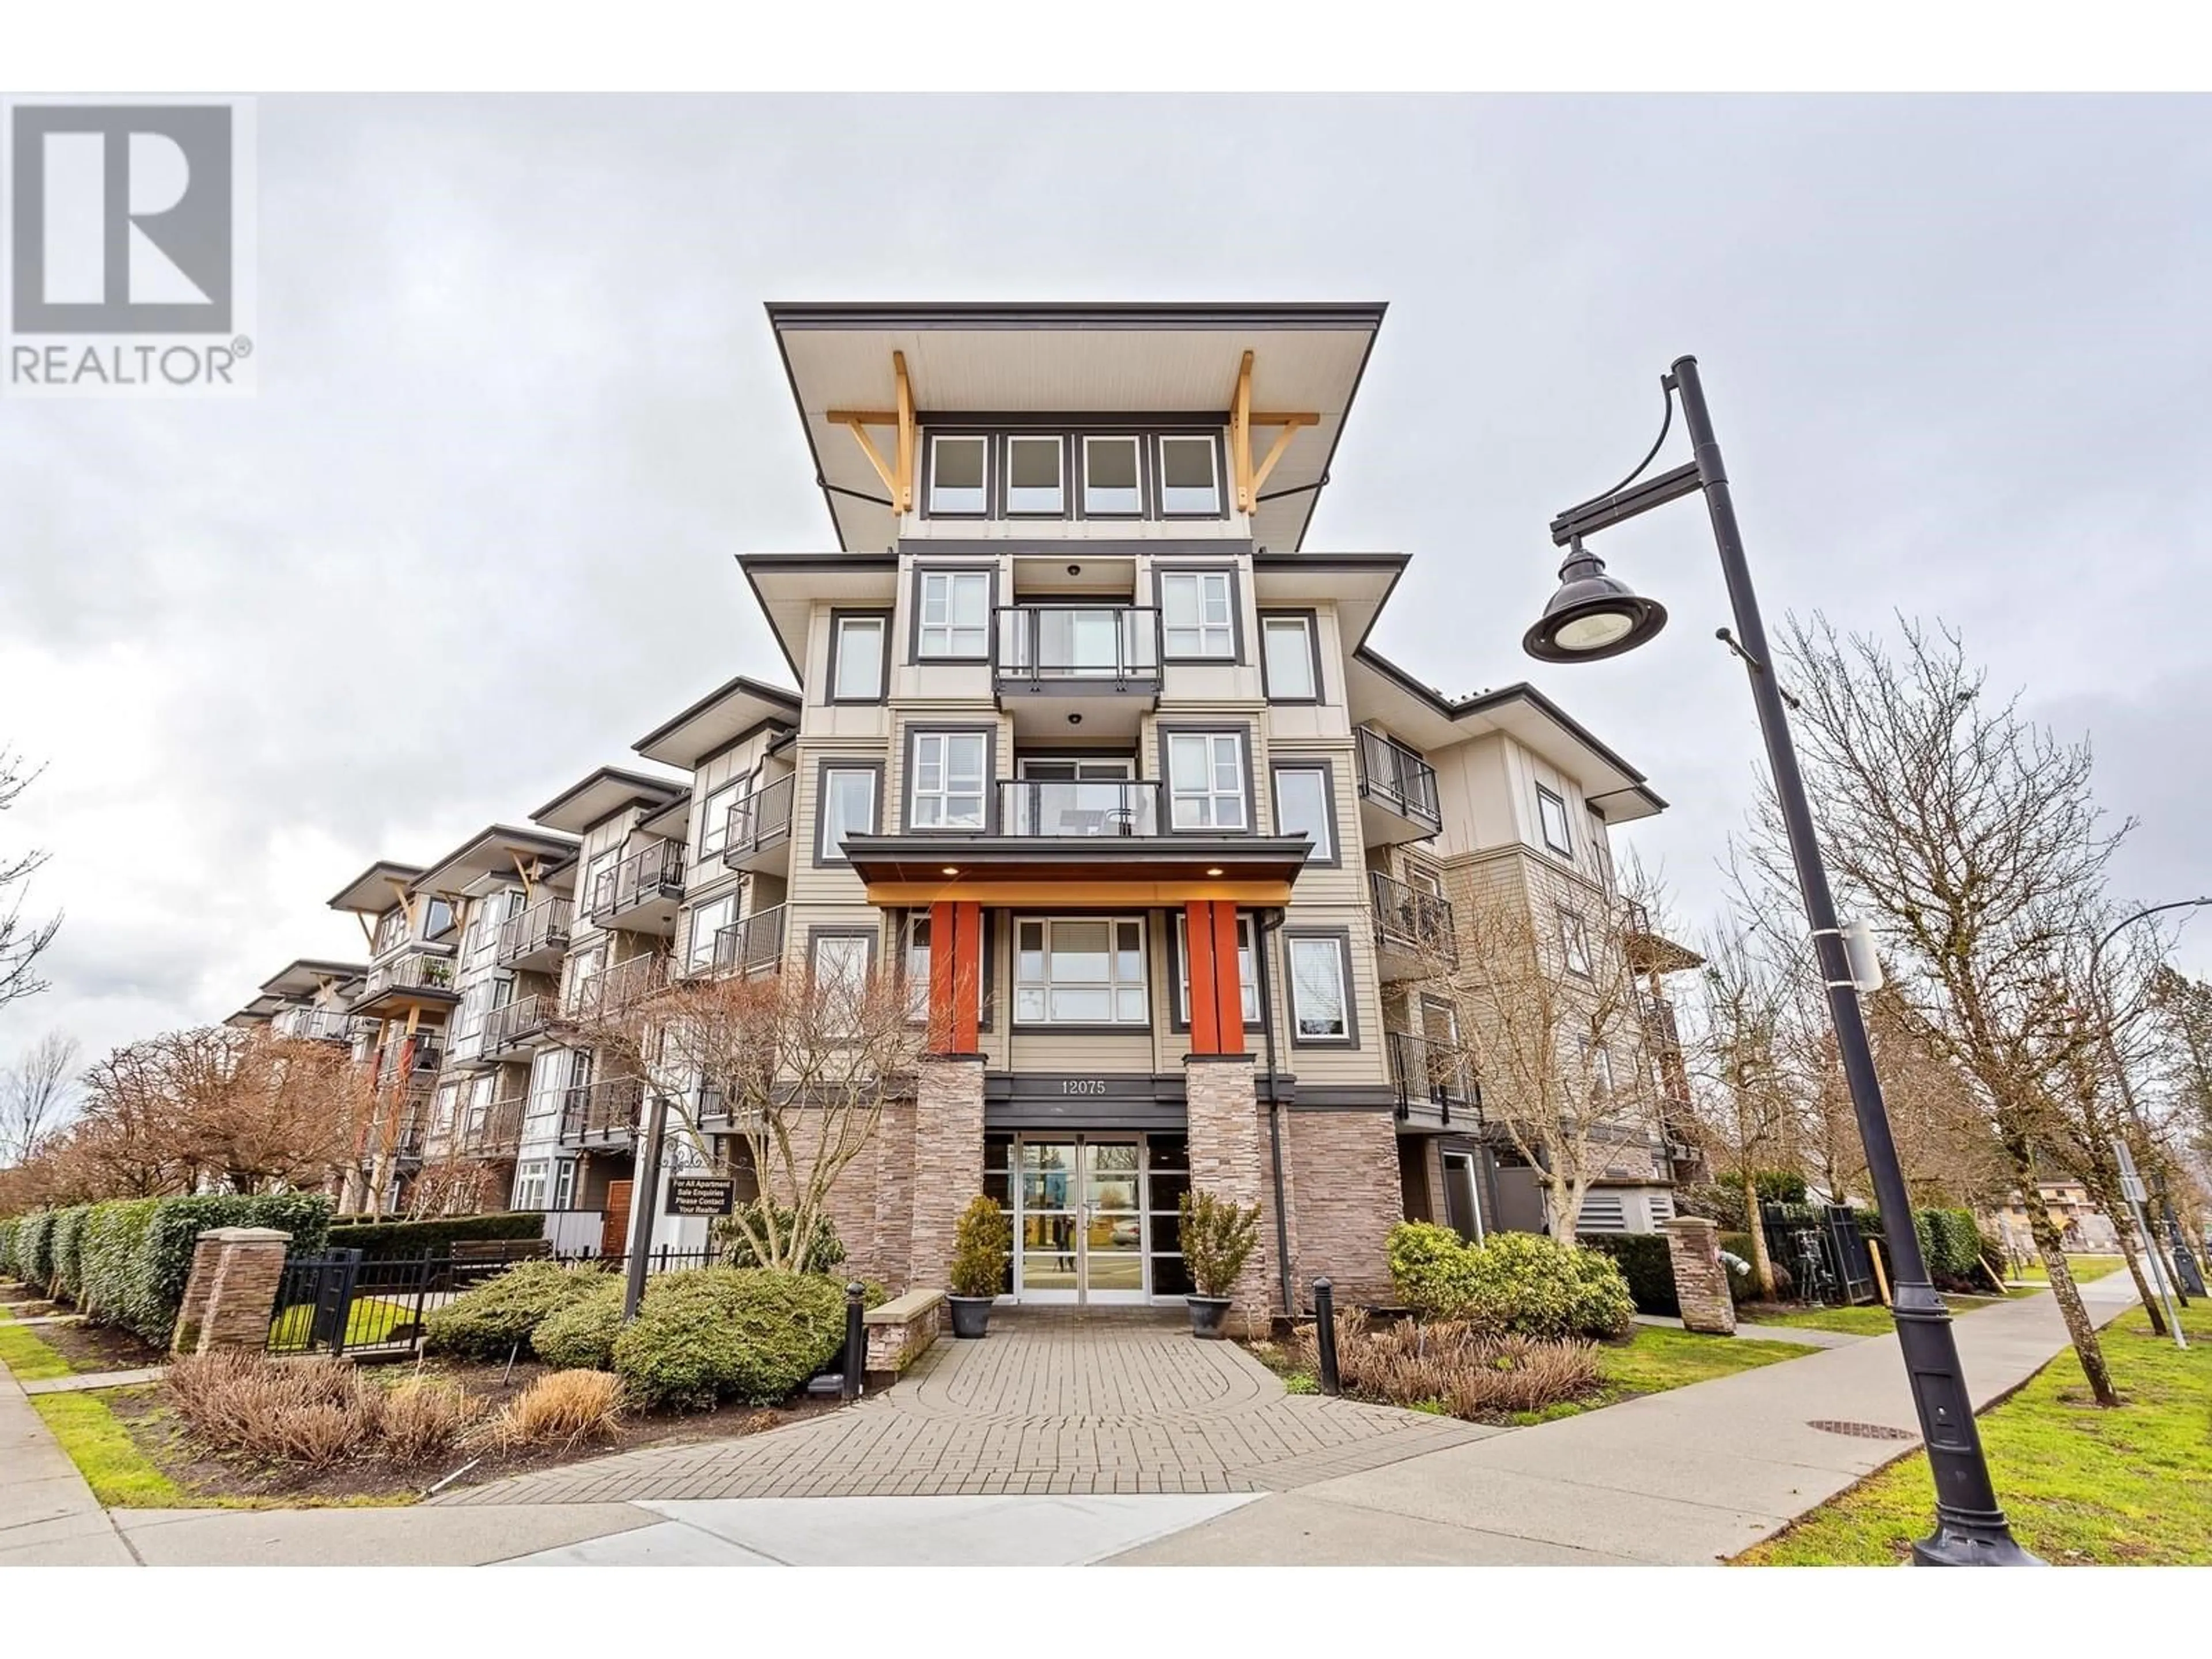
[1578,1232,1677,1317]
[612,1269,846,1410]
[20,1210,59,1290]
[422,1260,613,1361]
[1387,1224,1635,1340]
[531,1279,625,1371]
[50,1206,92,1302]
[327,1211,546,1259]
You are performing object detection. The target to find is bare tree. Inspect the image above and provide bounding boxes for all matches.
[1687,923,1798,1297]
[1756,615,2122,1404]
[0,749,62,1016]
[562,955,925,1272]
[2,1031,79,1165]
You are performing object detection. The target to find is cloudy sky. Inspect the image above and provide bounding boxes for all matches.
[4,93,2210,1077]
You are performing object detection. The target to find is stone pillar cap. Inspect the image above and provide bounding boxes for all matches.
[198,1226,294,1243]
[1663,1215,1718,1232]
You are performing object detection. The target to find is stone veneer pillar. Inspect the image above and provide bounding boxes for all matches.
[1184,1054,1274,1319]
[908,1055,985,1291]
[1664,1215,1736,1335]
[172,1226,293,1353]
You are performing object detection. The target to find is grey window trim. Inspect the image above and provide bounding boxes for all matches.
[899,908,995,1033]
[1257,608,1325,704]
[922,431,993,521]
[696,773,748,861]
[1557,905,1594,979]
[805,923,881,986]
[811,757,884,869]
[1282,927,1361,1050]
[908,562,999,664]
[1000,432,1069,520]
[1077,431,1147,521]
[899,722,1000,835]
[1267,756,1341,869]
[1164,908,1261,1035]
[1536,782,1574,857]
[1154,431,1229,520]
[1157,721,1257,836]
[826,609,892,704]
[1153,563,1244,663]
[1007,913,1153,1033]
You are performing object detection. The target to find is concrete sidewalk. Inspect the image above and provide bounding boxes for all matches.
[1108,1273,2141,1565]
[0,1346,134,1566]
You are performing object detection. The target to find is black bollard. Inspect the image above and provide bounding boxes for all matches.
[842,1281,866,1400]
[1313,1277,1340,1397]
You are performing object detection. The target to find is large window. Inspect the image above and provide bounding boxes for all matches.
[1286,933,1354,1044]
[908,731,988,830]
[809,931,875,1035]
[1270,764,1334,863]
[1260,612,1320,701]
[1536,783,1573,857]
[1014,918,1148,1025]
[816,766,878,865]
[512,1159,550,1212]
[1082,435,1142,514]
[1005,434,1064,514]
[687,892,738,974]
[1158,435,1219,514]
[1173,913,1258,1027]
[928,435,987,514]
[831,613,887,701]
[1158,570,1235,659]
[1167,730,1248,830]
[916,569,991,659]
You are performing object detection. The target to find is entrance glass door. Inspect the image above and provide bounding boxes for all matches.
[1014,1135,1148,1303]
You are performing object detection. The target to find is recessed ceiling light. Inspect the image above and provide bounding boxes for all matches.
[1067,713,1082,725]
[942,866,960,877]
[1205,867,1224,877]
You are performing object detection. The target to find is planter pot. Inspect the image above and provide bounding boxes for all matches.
[1186,1295,1232,1339]
[948,1295,994,1339]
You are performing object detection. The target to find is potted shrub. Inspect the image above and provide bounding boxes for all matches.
[1178,1189,1260,1338]
[947,1195,1009,1339]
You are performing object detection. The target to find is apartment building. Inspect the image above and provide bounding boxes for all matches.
[232,301,1684,1312]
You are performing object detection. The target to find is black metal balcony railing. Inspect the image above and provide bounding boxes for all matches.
[1354,726,1442,831]
[1370,869,1456,967]
[710,904,787,977]
[483,994,556,1054]
[270,1006,359,1043]
[722,774,796,866]
[589,843,686,923]
[994,605,1162,685]
[497,897,571,967]
[460,1096,525,1158]
[999,779,1162,838]
[564,952,670,1021]
[561,1076,643,1146]
[361,949,457,1001]
[1386,1029,1479,1124]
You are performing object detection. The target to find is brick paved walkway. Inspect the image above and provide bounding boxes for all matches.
[438,1307,1492,1506]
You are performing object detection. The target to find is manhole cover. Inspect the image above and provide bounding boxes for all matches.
[1806,1418,1916,1441]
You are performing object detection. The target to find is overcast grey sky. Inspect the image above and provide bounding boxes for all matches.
[4,93,2209,1073]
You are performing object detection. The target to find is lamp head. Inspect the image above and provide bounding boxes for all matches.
[1522,537,1668,663]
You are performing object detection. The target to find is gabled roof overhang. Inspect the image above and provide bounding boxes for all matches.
[528,766,688,836]
[632,674,801,771]
[258,959,368,999]
[410,824,580,901]
[327,861,425,915]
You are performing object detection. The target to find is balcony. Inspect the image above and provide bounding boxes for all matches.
[352,947,460,1018]
[565,952,670,1023]
[1354,726,1442,846]
[269,1006,359,1044]
[588,843,686,935]
[722,774,796,874]
[1370,869,1456,982]
[709,904,787,978]
[1002,778,1160,838]
[561,1075,643,1149]
[374,1037,444,1090]
[993,605,1161,737]
[460,1095,526,1160]
[498,897,572,973]
[481,994,558,1062]
[1387,1029,1480,1126]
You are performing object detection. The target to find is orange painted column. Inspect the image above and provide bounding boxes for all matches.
[1186,900,1220,1054]
[928,900,983,1054]
[1209,901,1246,1057]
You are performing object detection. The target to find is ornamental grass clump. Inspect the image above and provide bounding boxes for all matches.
[164,1351,483,1468]
[1293,1308,1600,1419]
[484,1369,626,1450]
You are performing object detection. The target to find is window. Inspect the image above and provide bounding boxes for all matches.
[1014,918,1147,1025]
[563,945,605,1014]
[699,778,742,858]
[929,435,987,514]
[687,892,738,974]
[917,569,991,659]
[1158,570,1234,658]
[904,912,988,1026]
[1174,913,1259,1027]
[1559,907,1593,978]
[1005,434,1065,514]
[512,1160,550,1211]
[810,933,874,1034]
[1167,731,1247,830]
[1260,613,1319,700]
[552,1160,577,1210]
[1287,934,1353,1043]
[1271,765,1334,863]
[1536,783,1573,857]
[1082,435,1141,514]
[1158,435,1219,514]
[816,766,878,865]
[831,613,887,701]
[908,731,988,830]
[581,849,616,915]
[372,907,407,955]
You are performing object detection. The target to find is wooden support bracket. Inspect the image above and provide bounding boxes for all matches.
[1228,350,1319,513]
[825,350,916,513]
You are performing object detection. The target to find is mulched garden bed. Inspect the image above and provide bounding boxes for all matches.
[103,1355,851,1506]
[28,1317,167,1375]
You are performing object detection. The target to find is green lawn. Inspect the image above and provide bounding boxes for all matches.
[267,1295,418,1351]
[1742,1287,2035,1338]
[2012,1255,2124,1285]
[1740,1300,2212,1565]
[29,1391,185,1508]
[0,1320,74,1381]
[1506,1324,1822,1425]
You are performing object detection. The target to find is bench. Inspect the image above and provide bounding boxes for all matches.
[861,1288,946,1373]
[447,1237,552,1287]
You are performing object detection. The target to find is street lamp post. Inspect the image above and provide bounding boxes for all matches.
[1524,355,2036,1567]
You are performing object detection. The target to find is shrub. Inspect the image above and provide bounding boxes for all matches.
[1578,1232,1677,1317]
[1179,1190,1260,1299]
[1293,1308,1600,1419]
[531,1279,625,1371]
[1753,1171,1808,1203]
[49,1205,92,1303]
[19,1210,58,1291]
[0,1216,18,1277]
[77,1199,159,1327]
[612,1268,844,1410]
[326,1211,547,1258]
[379,1373,482,1464]
[1385,1224,1634,1340]
[483,1369,624,1450]
[423,1260,613,1361]
[948,1196,1010,1298]
[166,1351,480,1468]
[1677,1181,1749,1230]
[143,1194,333,1349]
[713,1200,846,1274]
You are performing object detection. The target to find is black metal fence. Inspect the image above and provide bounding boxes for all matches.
[1759,1202,1878,1306]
